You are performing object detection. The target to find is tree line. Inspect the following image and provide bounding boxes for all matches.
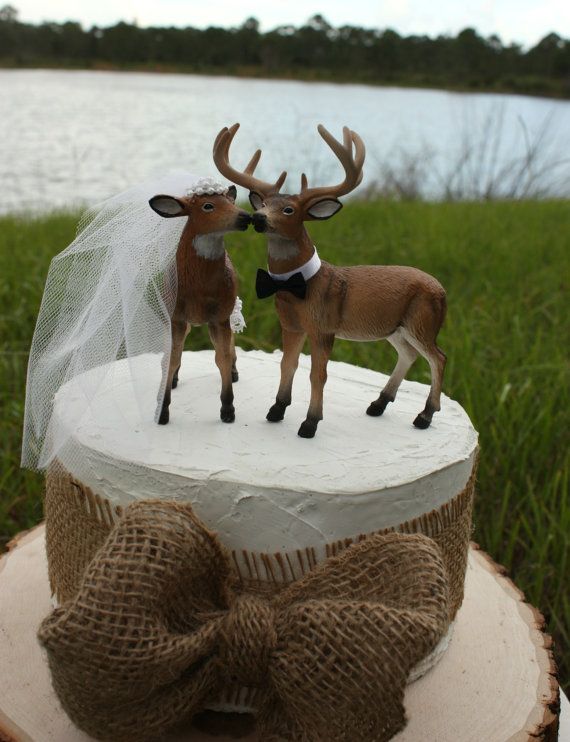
[1,7,568,98]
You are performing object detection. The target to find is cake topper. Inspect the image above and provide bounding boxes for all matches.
[21,170,249,472]
[149,177,250,425]
[214,123,447,438]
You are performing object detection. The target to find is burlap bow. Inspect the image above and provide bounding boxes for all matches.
[38,500,450,742]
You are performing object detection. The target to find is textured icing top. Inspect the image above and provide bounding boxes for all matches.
[53,349,478,555]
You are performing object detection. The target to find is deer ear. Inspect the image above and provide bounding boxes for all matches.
[149,195,186,218]
[226,185,237,202]
[306,198,343,220]
[249,191,264,210]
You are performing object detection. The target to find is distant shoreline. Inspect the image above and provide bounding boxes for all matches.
[1,62,568,102]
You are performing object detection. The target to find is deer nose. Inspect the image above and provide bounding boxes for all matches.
[235,211,252,230]
[252,212,267,233]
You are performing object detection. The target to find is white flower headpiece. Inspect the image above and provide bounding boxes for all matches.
[186,176,227,197]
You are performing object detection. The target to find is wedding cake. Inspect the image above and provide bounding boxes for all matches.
[44,348,478,712]
[6,141,558,740]
[14,164,484,740]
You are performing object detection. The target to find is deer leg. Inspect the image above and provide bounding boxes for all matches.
[172,325,191,388]
[367,333,418,416]
[267,329,306,422]
[412,344,446,429]
[402,329,446,429]
[230,333,239,383]
[298,334,335,439]
[209,320,235,423]
[159,320,187,425]
[171,365,181,389]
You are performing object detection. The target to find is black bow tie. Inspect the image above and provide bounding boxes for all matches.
[255,268,307,300]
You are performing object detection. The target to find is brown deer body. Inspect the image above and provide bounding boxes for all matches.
[214,124,447,438]
[149,180,250,425]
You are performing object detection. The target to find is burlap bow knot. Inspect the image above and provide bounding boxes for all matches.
[38,500,450,742]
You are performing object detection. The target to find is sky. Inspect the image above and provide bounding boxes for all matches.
[10,0,570,48]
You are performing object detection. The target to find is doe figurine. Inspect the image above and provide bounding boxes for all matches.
[214,123,447,439]
[149,176,250,426]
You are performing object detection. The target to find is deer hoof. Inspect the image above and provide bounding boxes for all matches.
[298,419,318,438]
[367,401,386,416]
[221,406,235,423]
[366,392,393,417]
[267,402,286,422]
[366,403,383,416]
[413,413,432,429]
[232,368,239,383]
[158,407,170,425]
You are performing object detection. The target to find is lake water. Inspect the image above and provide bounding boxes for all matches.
[1,69,569,213]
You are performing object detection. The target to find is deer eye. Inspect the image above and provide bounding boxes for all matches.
[202,203,215,212]
[282,206,295,215]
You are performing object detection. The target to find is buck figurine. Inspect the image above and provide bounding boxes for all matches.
[214,123,447,439]
[149,176,250,425]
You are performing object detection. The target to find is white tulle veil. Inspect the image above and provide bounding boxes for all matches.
[21,171,215,471]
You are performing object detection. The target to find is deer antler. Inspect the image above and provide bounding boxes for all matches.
[299,125,365,205]
[213,123,287,197]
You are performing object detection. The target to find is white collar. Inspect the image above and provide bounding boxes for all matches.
[268,248,321,282]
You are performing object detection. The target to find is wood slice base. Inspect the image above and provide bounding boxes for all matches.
[0,527,561,742]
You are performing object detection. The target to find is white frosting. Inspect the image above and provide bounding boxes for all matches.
[52,349,477,561]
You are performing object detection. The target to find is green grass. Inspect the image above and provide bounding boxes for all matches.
[1,201,569,692]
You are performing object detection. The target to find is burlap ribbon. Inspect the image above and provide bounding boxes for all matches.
[38,500,450,742]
